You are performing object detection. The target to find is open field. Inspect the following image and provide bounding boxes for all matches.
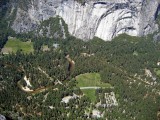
[154,68,160,77]
[2,38,33,54]
[76,73,111,88]
[81,89,96,103]
[76,73,111,102]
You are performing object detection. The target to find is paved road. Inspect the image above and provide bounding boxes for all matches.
[80,87,101,89]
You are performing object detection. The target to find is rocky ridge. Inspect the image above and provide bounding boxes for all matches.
[11,0,160,41]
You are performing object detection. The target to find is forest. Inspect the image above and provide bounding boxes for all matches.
[0,1,160,119]
[1,33,160,119]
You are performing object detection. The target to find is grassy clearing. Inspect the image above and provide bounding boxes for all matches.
[76,73,111,103]
[156,70,160,77]
[3,38,34,54]
[76,73,111,88]
[81,89,96,103]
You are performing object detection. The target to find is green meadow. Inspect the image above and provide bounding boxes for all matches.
[76,73,111,102]
[2,38,33,54]
[76,73,111,88]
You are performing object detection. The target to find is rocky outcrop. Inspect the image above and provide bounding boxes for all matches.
[0,114,6,120]
[153,33,160,42]
[11,0,160,41]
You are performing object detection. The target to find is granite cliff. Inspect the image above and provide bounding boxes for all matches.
[11,0,160,41]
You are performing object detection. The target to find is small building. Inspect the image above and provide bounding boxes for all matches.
[53,43,59,49]
[157,62,160,66]
[61,94,78,104]
[92,109,102,118]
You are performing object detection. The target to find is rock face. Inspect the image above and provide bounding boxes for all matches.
[0,114,6,120]
[11,0,159,41]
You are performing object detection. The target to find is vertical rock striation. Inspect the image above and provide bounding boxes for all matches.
[11,0,159,41]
